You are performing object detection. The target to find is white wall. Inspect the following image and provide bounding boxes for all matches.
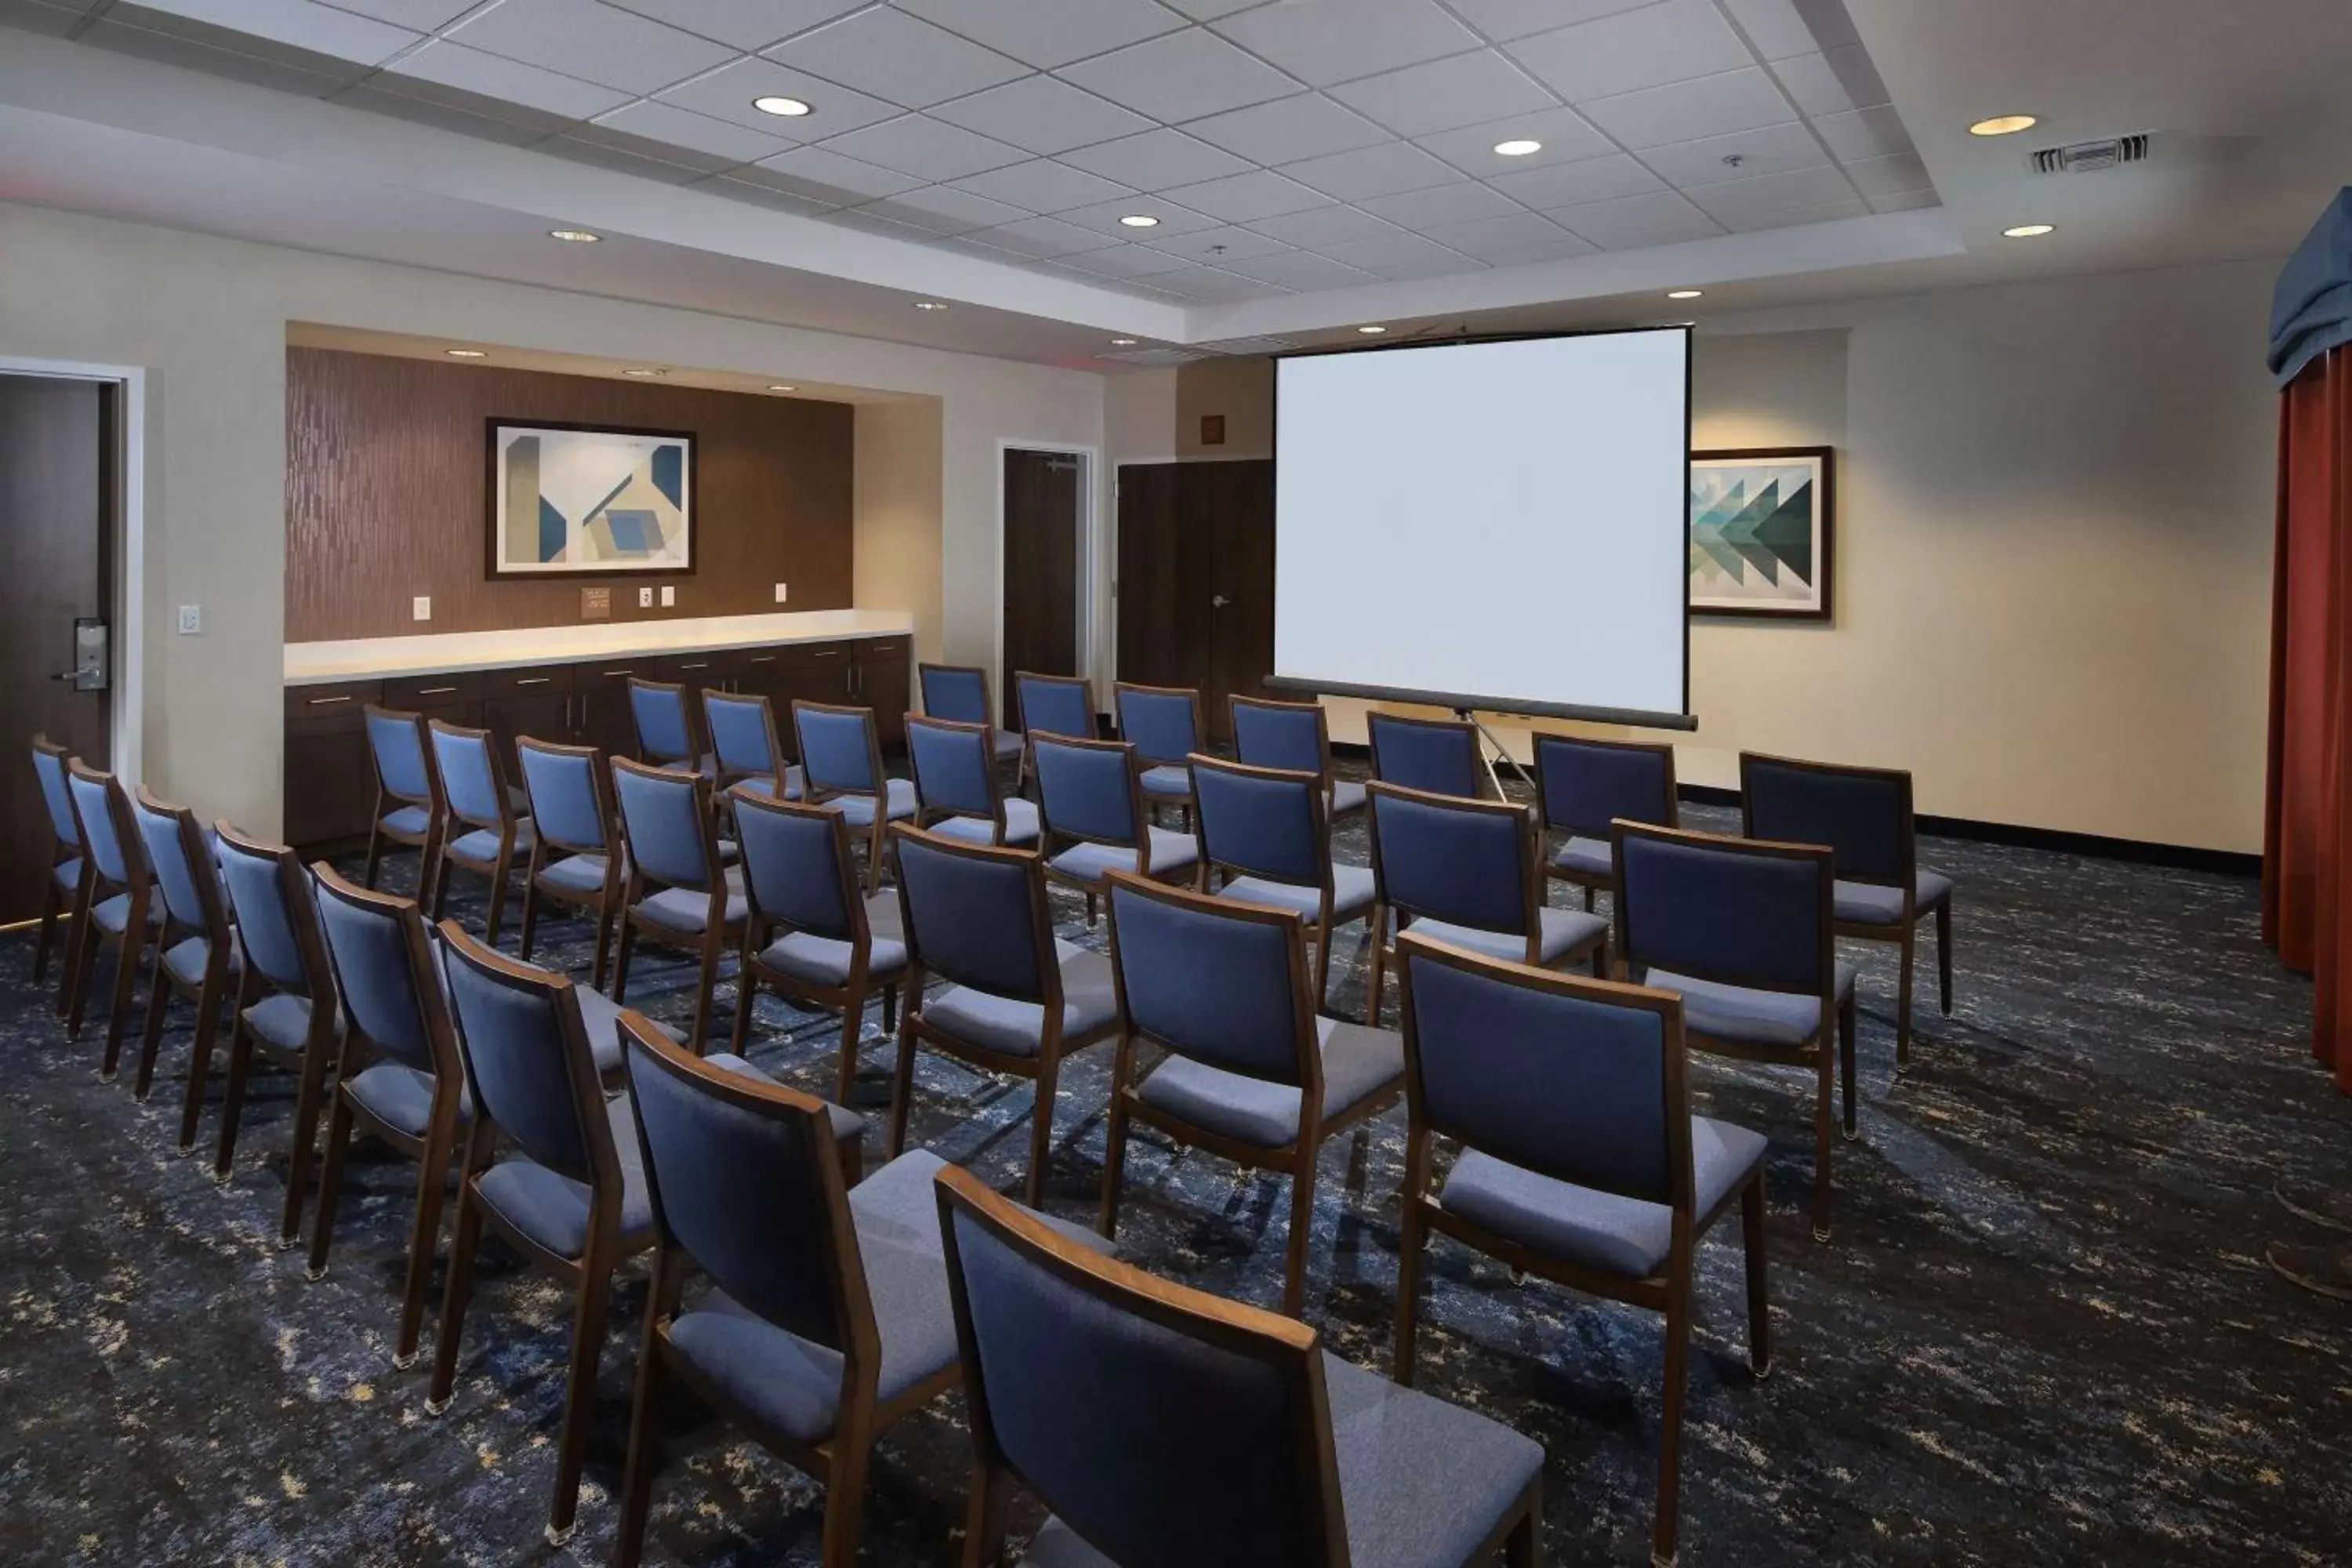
[853,397,946,664]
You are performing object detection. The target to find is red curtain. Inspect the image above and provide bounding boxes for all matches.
[2266,343,2352,1089]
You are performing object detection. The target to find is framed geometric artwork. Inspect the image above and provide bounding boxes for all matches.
[485,419,695,579]
[1689,445,1835,621]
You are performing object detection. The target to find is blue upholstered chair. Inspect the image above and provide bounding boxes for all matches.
[1232,693,1366,825]
[29,735,87,1000]
[1113,681,1204,824]
[1013,669,1096,791]
[1101,873,1404,1315]
[129,785,241,1152]
[1741,752,1955,1074]
[212,819,340,1242]
[423,920,657,1546]
[1367,710,1486,800]
[729,786,907,1109]
[306,862,470,1370]
[362,705,442,895]
[702,687,807,801]
[1030,733,1199,925]
[1533,734,1679,911]
[1363,781,1610,1027]
[611,756,746,1049]
[887,826,1122,1205]
[628,677,716,778]
[514,735,624,989]
[904,713,1040,848]
[426,719,534,946]
[920,660,1025,767]
[1613,820,1856,1240]
[793,700,918,895]
[935,1162,1546,1568]
[63,759,162,1074]
[1191,753,1378,1010]
[1392,933,1769,1568]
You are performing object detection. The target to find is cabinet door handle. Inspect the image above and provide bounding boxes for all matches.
[417,685,457,696]
[811,648,842,658]
[677,662,709,671]
[749,655,776,664]
[603,668,635,677]
[513,677,552,687]
[307,695,353,706]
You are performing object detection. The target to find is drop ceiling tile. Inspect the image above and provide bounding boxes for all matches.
[1278,140,1457,201]
[1592,216,1728,249]
[1056,244,1198,278]
[1149,268,1297,302]
[1722,0,1853,60]
[341,80,561,142]
[967,215,1124,256]
[891,0,1187,71]
[1683,162,1855,220]
[589,100,795,163]
[930,75,1155,156]
[1445,0,1657,44]
[1718,196,1869,231]
[387,40,632,120]
[1315,229,1475,276]
[321,0,476,26]
[1417,108,1615,177]
[768,8,1027,108]
[746,143,928,202]
[1185,94,1391,166]
[604,0,868,51]
[1210,0,1481,89]
[1642,121,1830,188]
[1159,169,1333,223]
[1508,0,1750,103]
[2,0,89,39]
[656,56,898,138]
[1142,224,1294,263]
[1841,151,1932,198]
[1325,46,1557,139]
[1490,152,1662,208]
[1770,46,1888,117]
[1414,210,1572,257]
[130,0,418,63]
[706,172,844,213]
[854,184,1034,234]
[1056,29,1297,125]
[1544,188,1710,243]
[1476,234,1600,266]
[1357,180,1521,229]
[1060,127,1255,188]
[1218,251,1382,289]
[949,158,1134,214]
[1334,249,1488,281]
[826,206,954,243]
[819,114,1029,182]
[1870,189,1940,214]
[1813,105,1912,164]
[1579,68,1796,149]
[1056,194,1225,239]
[447,0,733,95]
[1157,0,1261,20]
[545,136,712,183]
[91,12,366,91]
[1245,205,1403,248]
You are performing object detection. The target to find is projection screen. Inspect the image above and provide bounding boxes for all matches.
[1271,328,1693,728]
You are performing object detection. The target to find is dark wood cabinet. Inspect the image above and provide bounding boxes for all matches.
[283,678,383,848]
[480,664,572,761]
[857,637,912,753]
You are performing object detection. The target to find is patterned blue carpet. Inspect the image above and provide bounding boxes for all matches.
[2,792,2349,1566]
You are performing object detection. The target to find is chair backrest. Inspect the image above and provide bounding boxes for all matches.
[611,757,721,892]
[1032,734,1142,848]
[1115,684,1203,768]
[1189,755,1324,890]
[1229,695,1329,780]
[1365,782,1537,941]
[1366,712,1483,800]
[310,862,454,1077]
[31,735,80,853]
[703,688,785,781]
[732,787,864,944]
[516,737,613,858]
[629,678,697,765]
[624,1016,874,1359]
[214,819,328,997]
[906,714,1003,824]
[920,662,994,728]
[792,700,883,798]
[130,786,227,939]
[1533,734,1679,841]
[1740,752,1914,888]
[65,760,138,891]
[1396,935,1689,1210]
[1613,821,1835,997]
[429,720,512,833]
[935,1165,1348,1568]
[1014,671,1096,743]
[364,706,435,808]
[891,826,1055,1005]
[438,920,610,1189]
[1106,874,1316,1091]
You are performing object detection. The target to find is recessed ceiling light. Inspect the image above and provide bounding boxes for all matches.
[768,384,797,392]
[1109,338,1138,347]
[1969,114,2038,137]
[1665,289,1704,299]
[548,228,600,243]
[2002,223,2055,238]
[913,300,947,310]
[753,96,811,118]
[1357,325,1388,335]
[1494,139,1542,157]
[1119,214,1160,228]
[444,348,488,358]
[622,367,666,377]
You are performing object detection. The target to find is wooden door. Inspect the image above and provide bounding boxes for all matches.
[1112,459,1274,744]
[0,374,113,922]
[1205,460,1276,735]
[1001,448,1083,722]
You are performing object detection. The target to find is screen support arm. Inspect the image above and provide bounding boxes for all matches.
[1454,708,1540,802]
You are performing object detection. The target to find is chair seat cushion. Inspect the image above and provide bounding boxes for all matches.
[928,797,1042,848]
[1645,962,1858,1048]
[1136,1016,1403,1149]
[162,933,239,989]
[756,916,911,989]
[826,778,920,829]
[1835,869,1955,927]
[1330,779,1367,818]
[700,1052,869,1149]
[380,804,432,837]
[1439,1116,1768,1278]
[1549,835,1612,880]
[575,984,681,1079]
[52,856,82,895]
[1139,764,1192,800]
[537,851,619,895]
[1410,905,1606,967]
[920,942,1118,1061]
[448,821,535,862]
[736,766,808,804]
[1217,863,1378,927]
[474,1092,655,1260]
[92,892,164,937]
[636,880,750,934]
[344,1061,467,1141]
[1048,827,1199,885]
[994,730,1027,763]
[242,992,325,1054]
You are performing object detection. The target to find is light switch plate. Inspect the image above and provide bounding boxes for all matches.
[176,604,201,635]
[774,583,788,604]
[639,586,654,608]
[660,585,676,607]
[412,596,431,622]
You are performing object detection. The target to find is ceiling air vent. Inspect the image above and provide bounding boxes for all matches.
[2027,133,2152,174]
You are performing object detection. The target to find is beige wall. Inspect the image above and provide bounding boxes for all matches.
[854,397,946,665]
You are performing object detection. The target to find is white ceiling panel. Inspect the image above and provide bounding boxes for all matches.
[851,186,1032,234]
[1841,151,1932,198]
[589,99,793,162]
[1718,196,1870,230]
[1508,0,1751,103]
[655,56,896,138]
[892,0,1188,72]
[1415,108,1615,177]
[705,171,844,212]
[1057,244,1197,278]
[328,0,479,27]
[1244,204,1405,248]
[1056,29,1298,125]
[1184,94,1390,166]
[1812,104,1913,163]
[1319,231,1491,279]
[342,78,563,140]
[135,0,419,62]
[1276,140,1458,201]
[1477,234,1601,267]
[768,8,1028,107]
[1358,180,1521,229]
[1156,0,1261,20]
[1639,121,1831,187]
[929,75,1155,156]
[1488,152,1664,208]
[1154,271,1297,302]
[1055,194,1224,239]
[545,134,710,182]
[966,214,1124,256]
[746,143,927,201]
[447,0,733,95]
[818,114,1028,182]
[1544,187,1711,242]
[1683,163,1856,220]
[1588,216,1729,249]
[604,0,869,52]
[1210,0,1482,89]
[1414,210,1572,257]
[1160,169,1334,223]
[1143,224,1294,263]
[1324,47,1557,140]
[1722,0,1856,60]
[1059,128,1254,188]
[1578,67,1797,149]
[387,40,633,120]
[1770,46,1889,117]
[1869,190,1940,215]
[1217,250,1381,289]
[948,158,1134,214]
[1443,0,1661,45]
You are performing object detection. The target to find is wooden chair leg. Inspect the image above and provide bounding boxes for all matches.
[1742,1175,1772,1377]
[590,905,616,993]
[363,822,384,890]
[430,855,452,924]
[728,944,759,1057]
[613,1309,668,1568]
[56,880,93,1018]
[612,921,637,1003]
[835,983,867,1105]
[213,1018,257,1184]
[1098,1088,1131,1240]
[32,887,59,985]
[546,1259,615,1546]
[866,818,887,897]
[1810,1049,1835,1243]
[1839,993,1858,1141]
[103,935,150,1084]
[271,1043,332,1245]
[1505,1487,1542,1568]
[688,935,722,1053]
[517,878,541,964]
[1282,1150,1318,1318]
[1084,891,1098,928]
[394,1119,456,1369]
[66,921,102,1040]
[1312,927,1334,1012]
[1591,938,1610,980]
[960,1459,1014,1568]
[1393,1196,1426,1385]
[425,1174,486,1411]
[881,983,897,1035]
[1583,884,1595,913]
[1652,1272,1693,1568]
[129,958,171,1098]
[817,1411,873,1568]
[1363,922,1388,1029]
[887,1014,919,1159]
[1024,1057,1062,1207]
[482,859,510,949]
[176,972,227,1152]
[1894,926,1915,1072]
[1936,900,1953,1015]
[307,1094,355,1280]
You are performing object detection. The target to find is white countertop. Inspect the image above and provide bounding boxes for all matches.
[285,609,916,685]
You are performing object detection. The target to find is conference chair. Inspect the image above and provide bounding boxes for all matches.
[729,787,907,1109]
[212,820,339,1240]
[426,719,534,946]
[361,705,442,895]
[887,826,1121,1205]
[514,736,625,989]
[1030,732,1200,924]
[610,757,746,1050]
[1189,753,1379,1010]
[1367,710,1486,800]
[1113,680,1205,825]
[63,760,161,1075]
[627,677,715,778]
[1100,873,1404,1316]
[1533,733,1679,911]
[702,686,806,801]
[29,735,87,1000]
[1613,821,1857,1240]
[128,786,241,1151]
[305,864,469,1370]
[792,700,918,895]
[1230,693,1367,824]
[1740,752,1956,1074]
[1012,670,1094,790]
[935,1163,1546,1568]
[917,661,1025,768]
[1362,780,1610,1026]
[1392,934,1769,1568]
[903,713,1040,848]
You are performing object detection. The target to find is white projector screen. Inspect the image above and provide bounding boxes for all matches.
[1272,328,1692,727]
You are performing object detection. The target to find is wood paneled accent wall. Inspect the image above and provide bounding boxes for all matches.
[286,347,854,640]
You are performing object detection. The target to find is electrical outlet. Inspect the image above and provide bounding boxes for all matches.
[638,586,654,608]
[412,596,431,622]
[176,604,201,635]
[774,583,788,604]
[660,585,675,607]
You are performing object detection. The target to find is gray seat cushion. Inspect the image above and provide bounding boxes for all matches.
[344,1061,467,1140]
[1439,1116,1769,1277]
[538,851,619,895]
[700,1051,869,1149]
[735,766,808,804]
[1408,905,1606,967]
[575,983,681,1078]
[920,942,1118,1060]
[928,797,1042,848]
[1135,1016,1403,1149]
[92,893,164,936]
[636,877,750,934]
[1049,827,1199,885]
[474,1092,655,1259]
[1218,863,1377,927]
[756,895,912,989]
[1549,835,1612,879]
[52,856,81,895]
[1139,764,1192,800]
[1835,869,1955,927]
[162,933,238,988]
[1330,779,1367,817]
[994,730,1027,763]
[380,804,431,837]
[828,779,919,829]
[1645,962,1859,1047]
[242,992,324,1054]
[448,822,535,862]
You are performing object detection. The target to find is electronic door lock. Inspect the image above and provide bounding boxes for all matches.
[53,617,109,691]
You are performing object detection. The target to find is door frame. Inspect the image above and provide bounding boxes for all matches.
[994,439,1101,713]
[0,356,145,789]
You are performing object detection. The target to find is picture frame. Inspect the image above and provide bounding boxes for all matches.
[1689,445,1835,621]
[485,418,696,580]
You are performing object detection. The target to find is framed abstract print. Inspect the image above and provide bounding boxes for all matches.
[1689,445,1834,620]
[487,419,695,579]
